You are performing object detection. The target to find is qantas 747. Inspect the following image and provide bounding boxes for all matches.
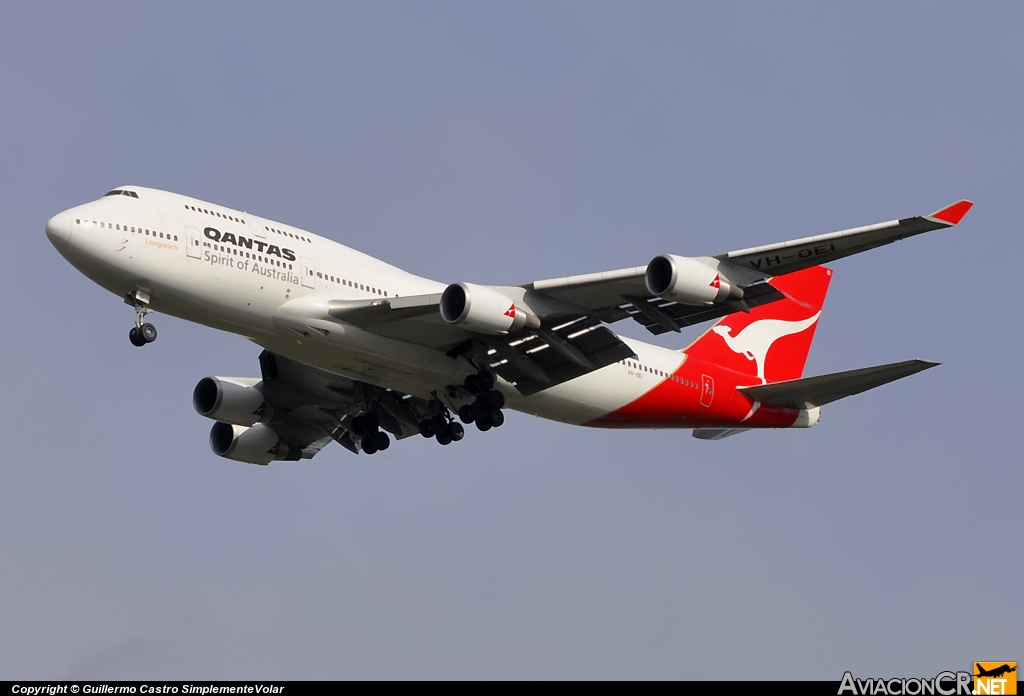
[45,188,973,462]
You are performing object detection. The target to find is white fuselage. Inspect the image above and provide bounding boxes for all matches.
[47,186,695,426]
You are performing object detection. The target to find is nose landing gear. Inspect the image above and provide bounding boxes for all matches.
[127,293,157,347]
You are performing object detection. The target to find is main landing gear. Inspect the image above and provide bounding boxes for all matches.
[418,412,465,446]
[127,295,158,348]
[457,370,505,433]
[350,412,391,455]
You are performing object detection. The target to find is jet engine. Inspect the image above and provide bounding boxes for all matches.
[193,376,273,426]
[645,255,744,305]
[440,282,537,334]
[209,422,298,465]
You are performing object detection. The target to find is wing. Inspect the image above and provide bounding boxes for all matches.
[518,199,972,335]
[254,350,439,456]
[714,200,973,277]
[281,201,969,396]
[326,297,634,396]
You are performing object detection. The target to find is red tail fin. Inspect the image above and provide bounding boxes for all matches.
[684,266,832,384]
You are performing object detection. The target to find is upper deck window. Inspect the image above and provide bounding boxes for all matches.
[104,189,139,199]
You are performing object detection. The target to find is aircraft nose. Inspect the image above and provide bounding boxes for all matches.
[45,211,73,248]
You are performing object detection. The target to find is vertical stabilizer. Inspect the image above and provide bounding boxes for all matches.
[684,266,832,384]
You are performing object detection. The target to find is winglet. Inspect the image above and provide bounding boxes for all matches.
[928,199,973,225]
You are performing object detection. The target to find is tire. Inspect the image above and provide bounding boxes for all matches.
[430,414,447,434]
[477,370,495,391]
[475,419,491,432]
[140,323,158,343]
[363,412,380,432]
[374,432,390,451]
[484,390,505,409]
[448,422,465,442]
[419,420,434,438]
[350,415,366,437]
[458,405,475,424]
[488,409,505,428]
[436,431,453,446]
[128,327,146,347]
[463,373,479,394]
[362,438,378,455]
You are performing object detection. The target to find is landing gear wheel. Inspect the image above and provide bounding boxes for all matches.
[362,412,380,432]
[128,327,146,347]
[476,419,492,432]
[448,422,465,442]
[477,370,495,392]
[463,374,480,394]
[139,322,158,343]
[436,430,453,446]
[419,420,434,438]
[488,410,505,428]
[458,405,475,424]
[483,390,505,409]
[362,438,379,455]
[373,431,390,451]
[429,414,447,435]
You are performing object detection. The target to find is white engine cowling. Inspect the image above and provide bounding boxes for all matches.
[440,282,532,334]
[193,376,273,426]
[209,422,296,465]
[645,254,743,306]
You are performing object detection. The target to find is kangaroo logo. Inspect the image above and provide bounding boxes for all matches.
[711,312,821,384]
[504,304,516,319]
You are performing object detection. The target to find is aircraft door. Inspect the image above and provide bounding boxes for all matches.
[186,226,202,259]
[301,257,316,288]
[700,374,714,408]
[246,215,267,239]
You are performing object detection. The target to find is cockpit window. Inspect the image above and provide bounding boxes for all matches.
[104,189,139,198]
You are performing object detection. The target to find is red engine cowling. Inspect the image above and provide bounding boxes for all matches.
[645,255,743,305]
[193,376,273,426]
[440,282,532,334]
[209,422,297,465]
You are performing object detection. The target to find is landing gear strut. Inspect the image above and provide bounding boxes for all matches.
[127,293,157,347]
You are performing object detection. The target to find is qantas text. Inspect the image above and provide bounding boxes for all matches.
[204,227,296,261]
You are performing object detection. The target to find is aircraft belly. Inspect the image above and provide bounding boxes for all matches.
[256,325,464,399]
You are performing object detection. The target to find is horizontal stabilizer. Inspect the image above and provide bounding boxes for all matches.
[738,359,939,408]
[692,428,751,441]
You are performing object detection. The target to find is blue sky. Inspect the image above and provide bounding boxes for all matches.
[1,2,1020,679]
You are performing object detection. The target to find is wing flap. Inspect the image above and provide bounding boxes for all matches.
[465,318,635,396]
[738,359,939,408]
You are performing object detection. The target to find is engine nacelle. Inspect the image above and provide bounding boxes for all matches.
[193,376,273,426]
[440,282,536,334]
[645,255,743,306]
[209,422,297,465]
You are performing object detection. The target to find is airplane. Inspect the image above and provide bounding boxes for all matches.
[976,664,1016,679]
[45,187,973,463]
